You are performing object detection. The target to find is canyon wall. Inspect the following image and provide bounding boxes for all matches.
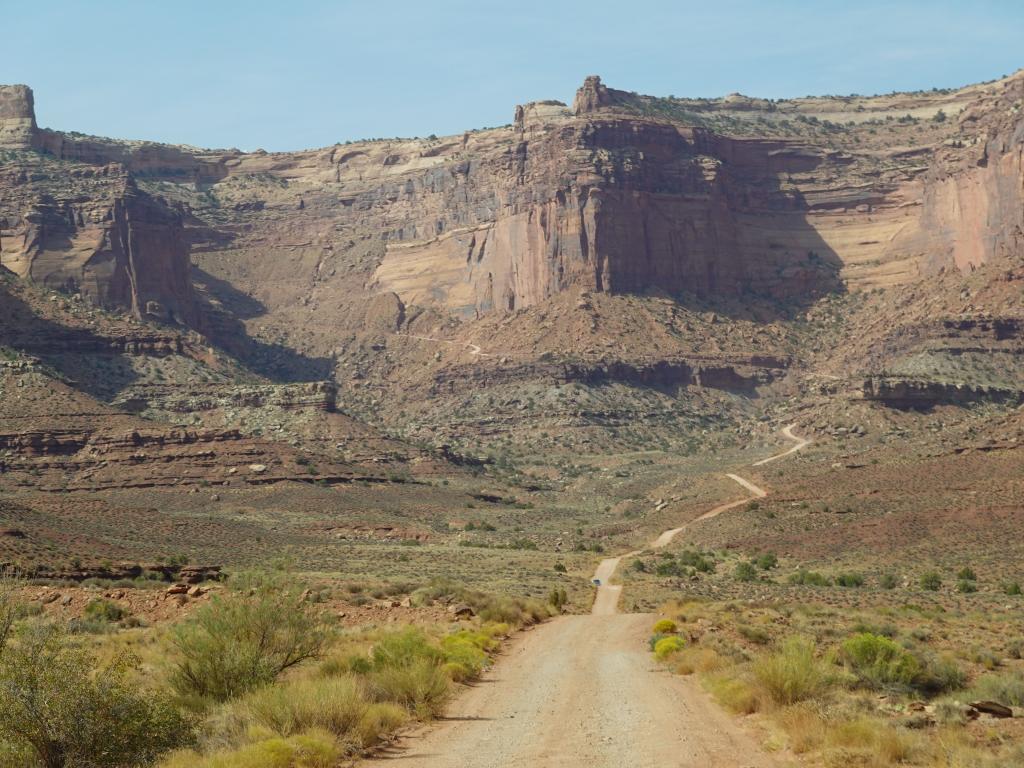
[1,73,1022,331]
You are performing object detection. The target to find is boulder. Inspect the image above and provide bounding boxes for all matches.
[970,701,1014,718]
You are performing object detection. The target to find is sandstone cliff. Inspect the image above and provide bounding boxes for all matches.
[1,72,1022,344]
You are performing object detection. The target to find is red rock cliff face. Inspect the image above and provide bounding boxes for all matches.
[918,76,1024,274]
[373,103,843,315]
[0,87,201,326]
[3,74,1024,331]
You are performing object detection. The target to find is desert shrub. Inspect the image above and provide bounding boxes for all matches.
[920,571,942,591]
[547,588,568,611]
[678,550,715,573]
[82,598,128,623]
[652,618,677,635]
[359,629,451,719]
[879,572,899,590]
[841,632,964,695]
[370,628,442,670]
[170,580,331,702]
[673,647,725,676]
[753,637,830,706]
[738,624,771,645]
[756,552,778,570]
[840,633,920,689]
[705,672,759,714]
[851,620,897,639]
[439,632,491,682]
[971,671,1024,707]
[1007,638,1024,659]
[957,567,978,581]
[788,570,830,587]
[733,561,758,583]
[410,581,550,627]
[366,659,450,719]
[214,676,406,752]
[0,571,16,653]
[969,646,1002,670]
[653,636,685,660]
[159,729,340,768]
[0,622,191,768]
[655,560,684,577]
[834,572,864,588]
[1004,581,1023,596]
[956,579,978,594]
[648,632,671,651]
[823,717,921,765]
[912,653,965,695]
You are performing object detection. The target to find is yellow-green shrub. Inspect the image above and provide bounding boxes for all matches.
[652,619,678,635]
[673,646,726,676]
[367,659,450,719]
[653,635,685,660]
[752,637,831,706]
[704,672,759,714]
[159,728,340,768]
[209,676,407,753]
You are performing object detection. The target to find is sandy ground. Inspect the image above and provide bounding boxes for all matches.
[369,614,778,768]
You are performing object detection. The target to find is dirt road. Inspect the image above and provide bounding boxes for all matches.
[752,423,810,466]
[372,614,777,768]
[368,426,808,767]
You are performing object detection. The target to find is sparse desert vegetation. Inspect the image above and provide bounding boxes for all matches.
[0,569,551,767]
[652,599,1024,766]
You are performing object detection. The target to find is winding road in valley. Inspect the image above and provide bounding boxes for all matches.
[369,425,809,768]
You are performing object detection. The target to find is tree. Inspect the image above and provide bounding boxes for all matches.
[0,623,189,767]
[171,578,331,702]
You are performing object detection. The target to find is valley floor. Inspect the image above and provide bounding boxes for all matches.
[364,428,809,767]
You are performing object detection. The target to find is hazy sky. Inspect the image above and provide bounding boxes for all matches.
[7,1,1022,151]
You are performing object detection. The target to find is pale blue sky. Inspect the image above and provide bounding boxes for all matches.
[7,1,1022,151]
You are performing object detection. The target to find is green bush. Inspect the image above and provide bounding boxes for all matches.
[756,553,778,570]
[835,572,864,588]
[82,598,128,623]
[653,636,685,660]
[840,633,920,689]
[957,567,977,581]
[920,572,942,591]
[678,550,715,573]
[752,637,830,705]
[788,570,830,587]
[839,633,964,695]
[366,660,450,720]
[956,579,978,594]
[879,573,899,590]
[170,580,331,702]
[734,561,758,583]
[1004,582,1022,596]
[0,623,191,768]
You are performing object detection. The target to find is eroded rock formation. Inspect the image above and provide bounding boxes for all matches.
[0,72,1022,336]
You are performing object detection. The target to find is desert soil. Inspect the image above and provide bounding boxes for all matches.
[366,428,807,767]
[370,613,776,768]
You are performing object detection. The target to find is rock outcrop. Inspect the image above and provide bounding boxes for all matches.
[0,85,36,149]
